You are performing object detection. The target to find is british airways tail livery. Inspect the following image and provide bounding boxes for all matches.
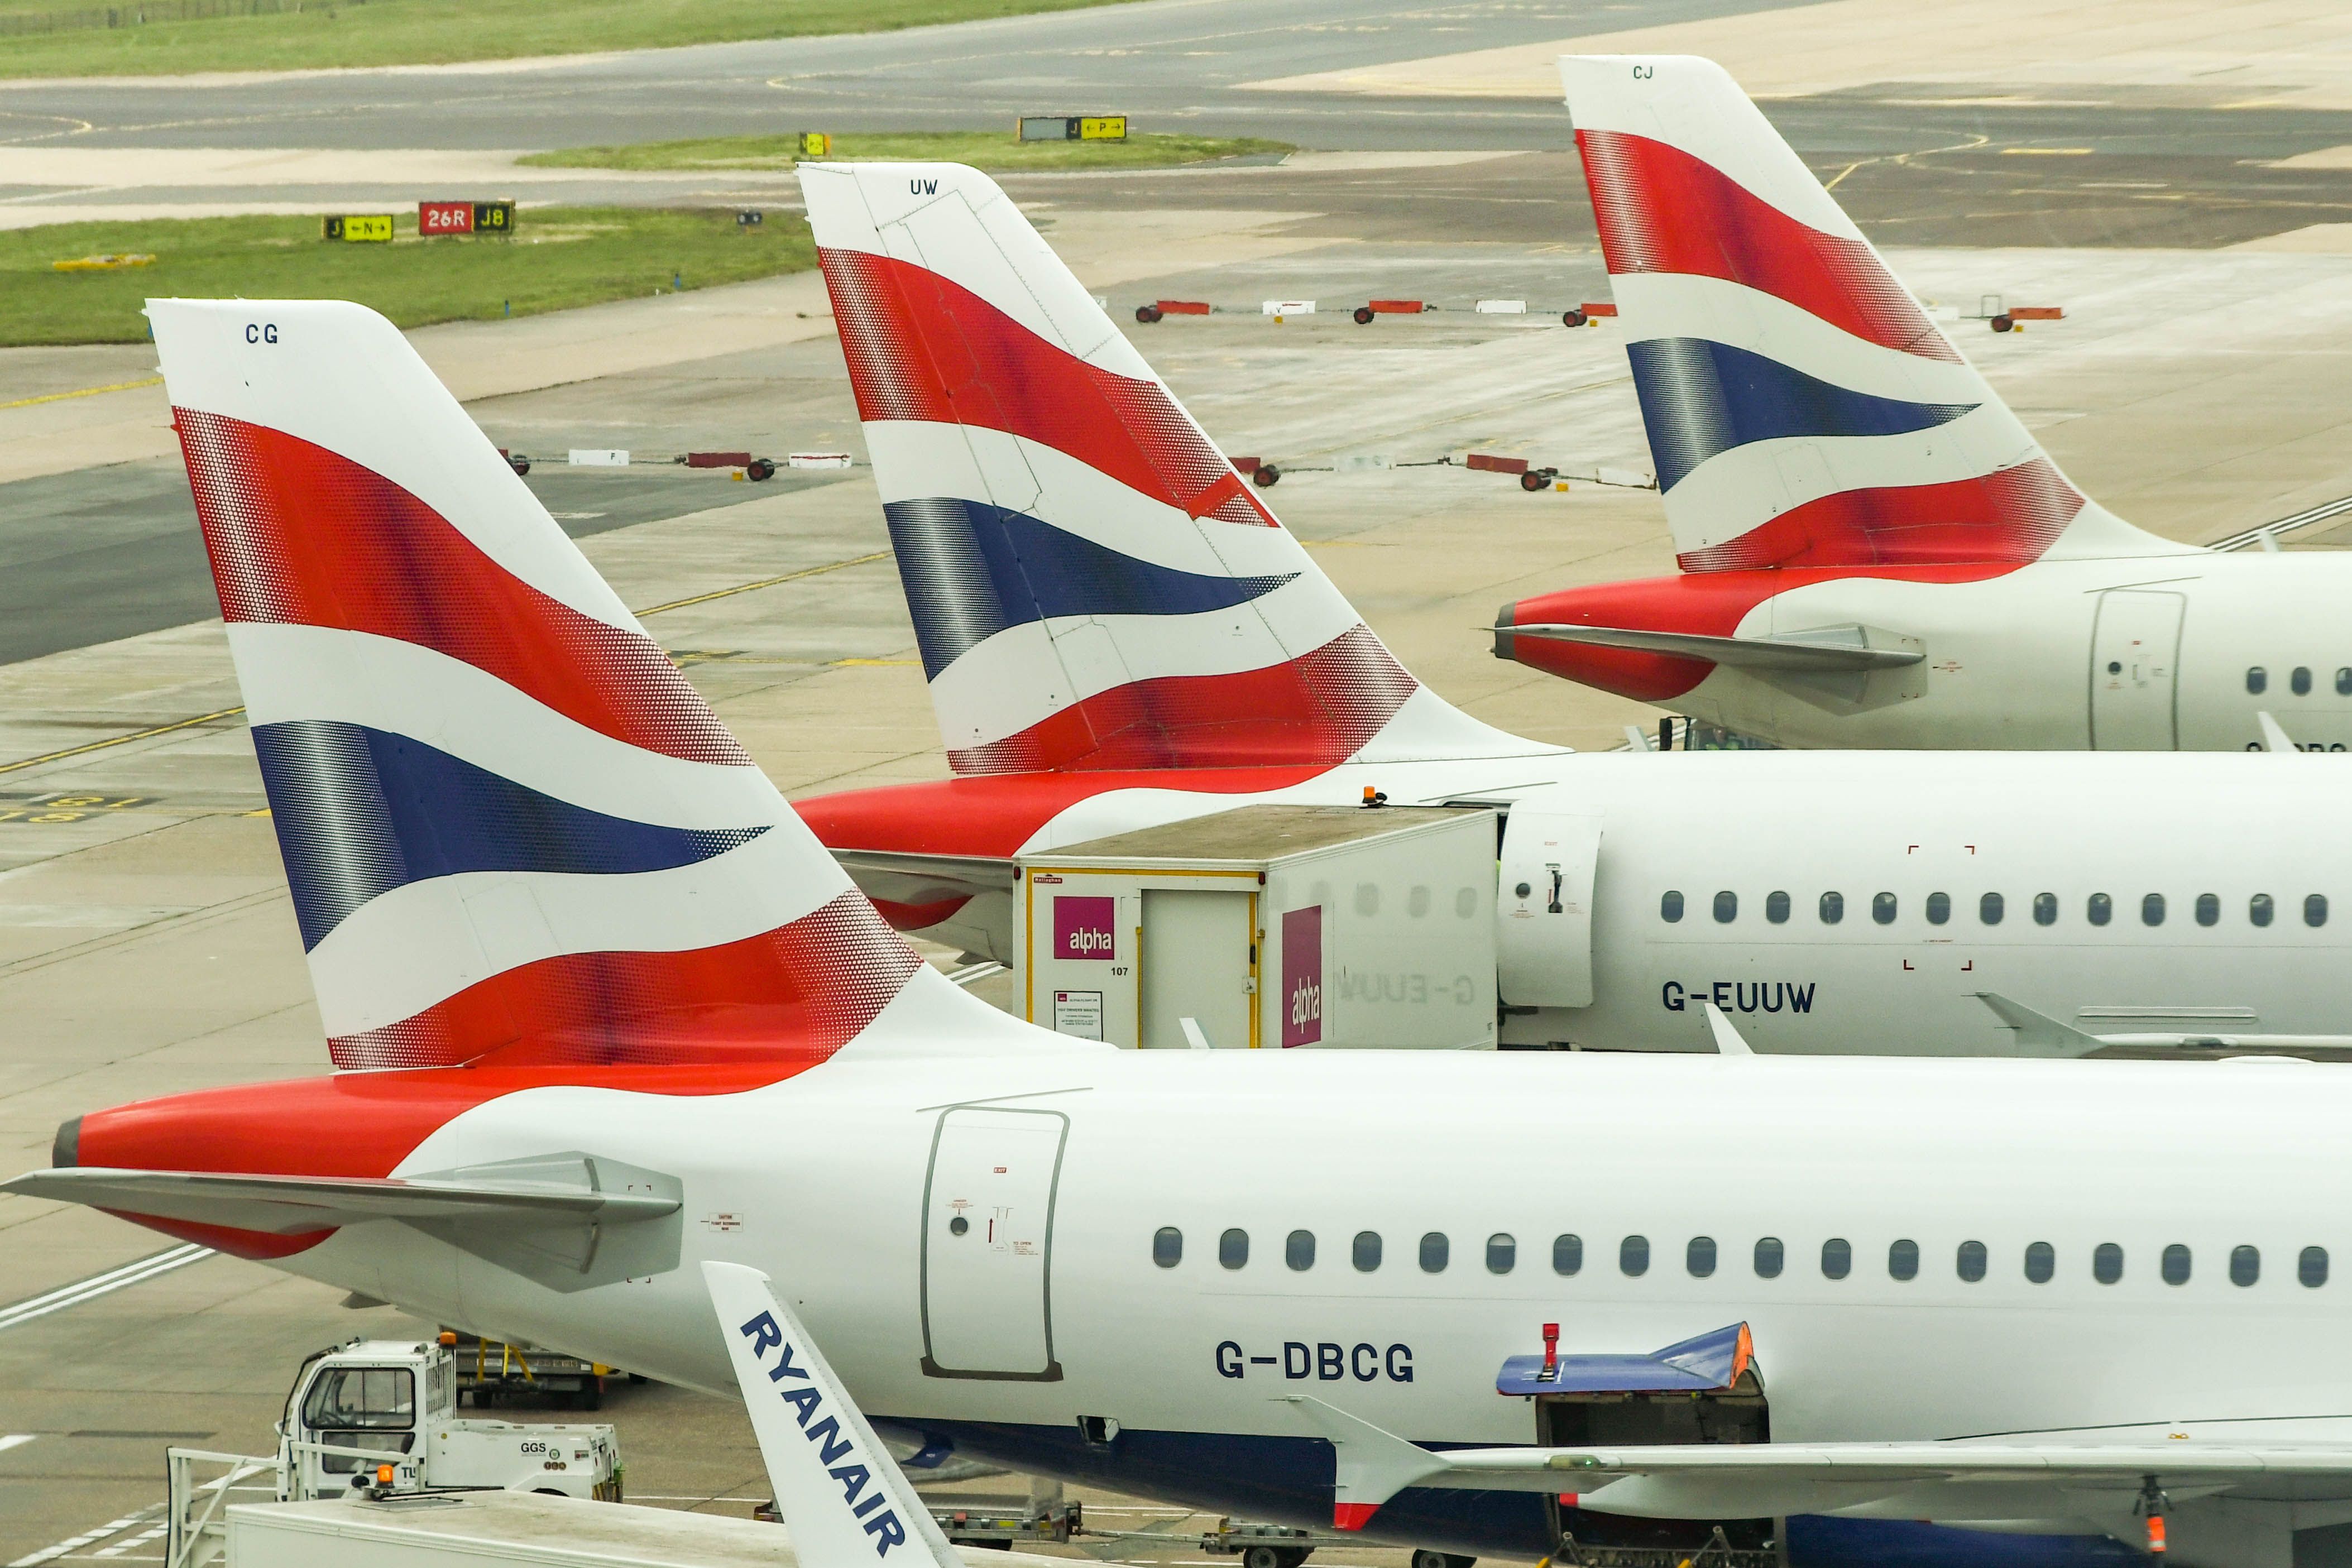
[1497,56,2352,751]
[159,297,1045,1074]
[800,161,1519,775]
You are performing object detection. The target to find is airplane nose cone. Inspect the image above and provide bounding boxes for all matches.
[1492,601,1517,661]
[52,1115,80,1168]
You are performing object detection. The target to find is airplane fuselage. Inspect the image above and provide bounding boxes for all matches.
[1506,553,2352,751]
[804,748,2352,1054]
[225,1048,2352,1566]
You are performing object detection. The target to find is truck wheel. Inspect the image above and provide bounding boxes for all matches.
[745,457,776,481]
[1244,1547,1285,1568]
[1410,1554,1473,1568]
[1276,1551,1312,1568]
[577,1383,603,1411]
[1352,306,1375,325]
[506,454,531,477]
[1136,305,1163,324]
[1563,310,1587,328]
[1251,464,1281,488]
[1990,314,2014,333]
[1520,470,1548,492]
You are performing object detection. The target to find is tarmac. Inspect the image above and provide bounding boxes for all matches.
[9,0,2352,1560]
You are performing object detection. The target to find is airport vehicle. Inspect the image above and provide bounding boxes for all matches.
[1492,54,2352,751]
[21,295,2352,1568]
[788,159,2352,1057]
[166,1339,621,1567]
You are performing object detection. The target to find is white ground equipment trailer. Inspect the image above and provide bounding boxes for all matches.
[166,1336,620,1567]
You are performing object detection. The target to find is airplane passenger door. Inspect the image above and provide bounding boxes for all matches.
[2090,590,2185,750]
[919,1106,1067,1382]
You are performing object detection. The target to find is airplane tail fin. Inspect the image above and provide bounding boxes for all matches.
[153,298,1050,1072]
[797,161,1527,772]
[1561,55,2183,571]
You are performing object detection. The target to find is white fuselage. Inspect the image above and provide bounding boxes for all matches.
[916,748,2352,1055]
[1675,553,2352,751]
[281,1048,2352,1557]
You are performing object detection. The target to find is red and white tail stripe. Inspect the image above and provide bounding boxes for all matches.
[1561,55,2182,571]
[152,298,1048,1070]
[798,162,1524,773]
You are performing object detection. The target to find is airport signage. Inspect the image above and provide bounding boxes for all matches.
[1017,114,1129,143]
[321,214,394,243]
[798,132,831,157]
[419,200,517,236]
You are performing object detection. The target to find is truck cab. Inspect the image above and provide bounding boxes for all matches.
[277,1339,620,1503]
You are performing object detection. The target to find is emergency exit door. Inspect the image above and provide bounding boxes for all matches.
[919,1106,1067,1381]
[1140,889,1254,1048]
[2090,589,2185,750]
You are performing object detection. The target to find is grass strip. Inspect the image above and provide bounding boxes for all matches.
[0,0,1124,79]
[519,130,1295,174]
[2,205,814,347]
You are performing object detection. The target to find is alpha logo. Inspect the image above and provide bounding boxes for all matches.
[1282,905,1323,1048]
[1054,896,1116,961]
[735,1311,908,1556]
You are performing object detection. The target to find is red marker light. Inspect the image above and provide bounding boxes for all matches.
[1541,1321,1559,1380]
[2148,1516,2167,1555]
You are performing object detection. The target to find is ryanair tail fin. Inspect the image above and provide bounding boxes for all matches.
[1561,55,2186,571]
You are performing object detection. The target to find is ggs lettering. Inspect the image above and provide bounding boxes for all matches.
[736,1311,908,1556]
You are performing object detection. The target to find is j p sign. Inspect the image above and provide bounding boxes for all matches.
[1282,905,1323,1048]
[1055,896,1117,961]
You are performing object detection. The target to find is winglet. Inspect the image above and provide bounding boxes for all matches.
[703,1261,964,1567]
[1701,1002,1754,1056]
[1274,1394,1449,1531]
[1972,991,2101,1057]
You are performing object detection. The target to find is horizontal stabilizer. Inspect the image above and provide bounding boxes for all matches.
[831,848,1019,905]
[3,1152,679,1235]
[1508,623,1920,673]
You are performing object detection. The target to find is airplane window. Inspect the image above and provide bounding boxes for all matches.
[1553,1234,1582,1276]
[1487,1234,1516,1274]
[2087,893,2113,927]
[2231,1245,2259,1287]
[1355,884,1380,917]
[1220,1229,1249,1270]
[2094,1242,2123,1284]
[1687,1236,1717,1277]
[1287,1230,1316,1271]
[2143,893,2166,927]
[1419,1233,1449,1273]
[1661,890,1684,923]
[1408,886,1431,918]
[1153,1227,1182,1268]
[1353,1231,1382,1272]
[2294,666,2313,696]
[1766,891,1790,924]
[2253,894,2276,927]
[2339,668,2352,697]
[2302,1246,2329,1287]
[2033,893,2058,926]
[1872,893,1897,924]
[2308,894,2330,928]
[2196,893,2219,927]
[1821,1238,1852,1279]
[2161,1244,2191,1286]
[1713,890,1738,923]
[1620,1235,1650,1276]
[1980,893,2004,925]
[1819,891,1844,924]
[1889,1239,1919,1281]
[2248,666,2268,694]
[1754,1237,1784,1278]
[1956,1240,1987,1282]
[2025,1241,2054,1283]
[1925,893,1951,926]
